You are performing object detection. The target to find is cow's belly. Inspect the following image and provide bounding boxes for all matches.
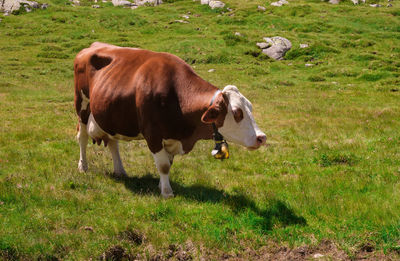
[87,113,144,143]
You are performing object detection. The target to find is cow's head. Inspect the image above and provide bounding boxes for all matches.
[202,85,267,150]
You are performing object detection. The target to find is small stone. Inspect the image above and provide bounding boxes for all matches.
[208,69,215,72]
[182,15,189,19]
[102,0,107,2]
[257,5,266,11]
[300,43,309,48]
[271,0,288,6]
[17,184,22,189]
[387,3,392,7]
[234,32,241,36]
[92,4,100,7]
[370,4,381,7]
[3,11,10,16]
[41,3,48,9]
[209,0,225,9]
[84,226,94,232]
[226,7,232,11]
[271,1,283,6]
[174,19,188,23]
[0,201,3,205]
[313,253,324,258]
[305,63,314,67]
[351,0,358,4]
[200,0,209,4]
[131,5,138,8]
[329,0,340,4]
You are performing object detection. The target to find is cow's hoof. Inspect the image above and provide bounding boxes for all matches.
[161,192,174,199]
[78,162,88,172]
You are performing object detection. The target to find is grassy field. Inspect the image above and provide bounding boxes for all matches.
[1,0,400,259]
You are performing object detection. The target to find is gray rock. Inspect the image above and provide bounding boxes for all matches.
[351,0,358,4]
[208,69,215,72]
[182,14,189,19]
[305,63,314,67]
[387,3,393,7]
[92,4,100,7]
[234,32,241,36]
[200,0,209,4]
[261,36,292,60]
[41,3,48,9]
[271,0,288,6]
[257,5,266,11]
[209,0,224,9]
[329,0,340,4]
[112,0,134,6]
[0,0,44,13]
[136,0,162,6]
[300,43,309,48]
[370,4,381,7]
[256,42,270,49]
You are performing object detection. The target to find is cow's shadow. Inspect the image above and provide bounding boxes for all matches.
[109,173,306,232]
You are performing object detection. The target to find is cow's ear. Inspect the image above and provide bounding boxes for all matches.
[201,106,220,123]
[90,54,112,70]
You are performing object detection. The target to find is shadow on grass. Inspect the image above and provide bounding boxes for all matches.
[109,173,306,232]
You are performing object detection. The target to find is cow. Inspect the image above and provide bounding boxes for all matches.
[74,42,267,198]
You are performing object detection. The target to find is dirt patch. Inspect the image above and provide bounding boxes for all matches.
[99,245,137,261]
[98,240,400,261]
[118,229,145,245]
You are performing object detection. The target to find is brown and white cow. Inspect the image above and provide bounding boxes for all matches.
[74,42,266,198]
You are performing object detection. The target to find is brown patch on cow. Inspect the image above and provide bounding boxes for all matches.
[233,108,243,123]
[90,54,112,70]
[160,164,170,174]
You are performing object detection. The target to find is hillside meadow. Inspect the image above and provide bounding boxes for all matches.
[1,0,400,259]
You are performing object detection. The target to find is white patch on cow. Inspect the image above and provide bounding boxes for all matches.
[87,113,105,139]
[107,139,127,176]
[77,122,89,172]
[162,139,185,156]
[86,113,128,175]
[219,85,266,149]
[80,90,90,111]
[87,113,143,141]
[152,148,174,198]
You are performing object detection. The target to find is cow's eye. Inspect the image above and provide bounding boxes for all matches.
[233,108,244,123]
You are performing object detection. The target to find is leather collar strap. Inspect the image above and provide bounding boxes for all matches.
[209,90,222,106]
[209,90,224,142]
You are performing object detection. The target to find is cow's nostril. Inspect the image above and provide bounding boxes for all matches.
[257,135,267,145]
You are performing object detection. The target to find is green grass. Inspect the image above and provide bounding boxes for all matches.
[1,0,400,259]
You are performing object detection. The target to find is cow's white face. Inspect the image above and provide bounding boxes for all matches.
[219,85,266,150]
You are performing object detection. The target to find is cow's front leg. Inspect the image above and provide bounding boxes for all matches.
[152,148,174,198]
[77,122,88,172]
[108,139,127,176]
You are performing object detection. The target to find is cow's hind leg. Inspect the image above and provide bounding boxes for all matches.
[108,139,127,177]
[152,148,173,198]
[77,122,89,172]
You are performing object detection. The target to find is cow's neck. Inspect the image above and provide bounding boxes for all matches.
[179,78,222,153]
